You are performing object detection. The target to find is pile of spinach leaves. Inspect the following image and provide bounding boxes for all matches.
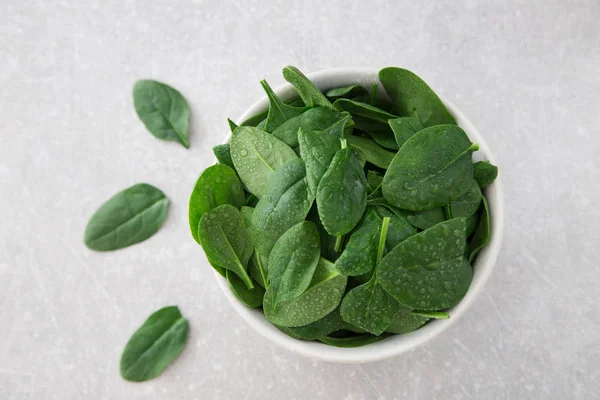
[190,66,498,347]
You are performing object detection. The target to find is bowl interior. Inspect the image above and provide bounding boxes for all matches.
[213,67,505,363]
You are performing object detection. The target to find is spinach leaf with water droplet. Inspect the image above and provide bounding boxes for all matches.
[473,161,498,189]
[346,135,395,169]
[382,125,478,211]
[385,308,429,334]
[298,128,341,194]
[260,80,308,132]
[326,85,368,99]
[318,333,390,347]
[406,207,447,230]
[450,179,482,218]
[230,126,297,198]
[316,146,368,236]
[188,164,245,244]
[198,204,254,288]
[212,144,235,168]
[272,107,353,147]
[389,117,423,148]
[282,66,333,109]
[377,218,472,310]
[379,67,456,127]
[226,270,265,308]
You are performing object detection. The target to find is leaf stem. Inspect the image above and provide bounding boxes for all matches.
[376,217,391,264]
[334,235,344,252]
[370,82,378,106]
[340,138,347,149]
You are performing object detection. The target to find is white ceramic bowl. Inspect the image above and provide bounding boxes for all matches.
[214,67,505,363]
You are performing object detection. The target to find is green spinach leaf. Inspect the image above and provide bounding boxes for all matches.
[188,164,245,244]
[346,135,395,169]
[382,125,478,211]
[389,117,423,148]
[473,161,499,189]
[282,66,333,109]
[316,146,368,236]
[319,333,389,347]
[272,107,352,147]
[226,270,265,308]
[367,130,400,150]
[450,179,482,218]
[379,67,456,127]
[260,80,308,132]
[264,258,347,327]
[227,118,238,133]
[385,309,429,334]
[252,158,314,255]
[377,218,472,310]
[120,306,188,382]
[212,144,235,168]
[133,80,190,148]
[298,128,341,194]
[198,204,254,288]
[84,183,169,251]
[326,85,368,99]
[372,206,417,250]
[333,98,397,123]
[468,196,490,262]
[406,207,447,230]
[335,209,381,276]
[230,126,297,197]
[268,222,321,308]
[282,306,350,340]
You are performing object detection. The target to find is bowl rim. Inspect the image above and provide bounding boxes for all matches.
[212,67,505,363]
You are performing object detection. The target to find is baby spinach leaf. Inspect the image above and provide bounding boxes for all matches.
[379,67,456,127]
[450,179,482,218]
[268,222,321,308]
[227,118,238,133]
[198,204,254,288]
[272,107,352,147]
[340,274,399,335]
[473,161,499,189]
[326,85,368,99]
[212,144,235,168]
[335,209,381,276]
[406,207,447,230]
[469,196,490,262]
[133,80,190,148]
[367,171,384,195]
[382,125,478,211]
[241,206,269,287]
[377,218,472,310]
[346,135,395,169]
[333,98,397,123]
[385,309,429,334]
[370,82,378,106]
[252,158,314,256]
[241,110,268,127]
[230,126,297,198]
[368,130,400,150]
[120,306,189,382]
[188,164,245,244]
[298,128,341,194]
[372,206,417,250]
[84,183,169,251]
[260,80,308,132]
[317,146,368,236]
[466,213,479,237]
[226,270,265,308]
[282,66,333,109]
[319,333,389,347]
[264,258,347,327]
[389,117,424,148]
[282,306,350,340]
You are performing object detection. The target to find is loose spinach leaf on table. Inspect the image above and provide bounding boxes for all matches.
[226,270,265,308]
[260,80,308,132]
[84,183,169,251]
[188,164,245,244]
[120,306,189,382]
[317,146,368,236]
[379,67,456,127]
[264,258,348,327]
[198,204,254,288]
[212,144,235,168]
[230,126,297,198]
[326,85,368,99]
[298,128,341,194]
[252,158,314,256]
[282,66,334,109]
[346,135,395,169]
[382,125,478,211]
[468,196,491,262]
[389,117,424,148]
[133,80,190,148]
[473,161,499,189]
[272,107,352,147]
[268,222,321,308]
[378,218,472,310]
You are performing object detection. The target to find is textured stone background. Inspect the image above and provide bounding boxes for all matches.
[1,1,599,399]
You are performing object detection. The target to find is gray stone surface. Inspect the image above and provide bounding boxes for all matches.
[1,0,599,399]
